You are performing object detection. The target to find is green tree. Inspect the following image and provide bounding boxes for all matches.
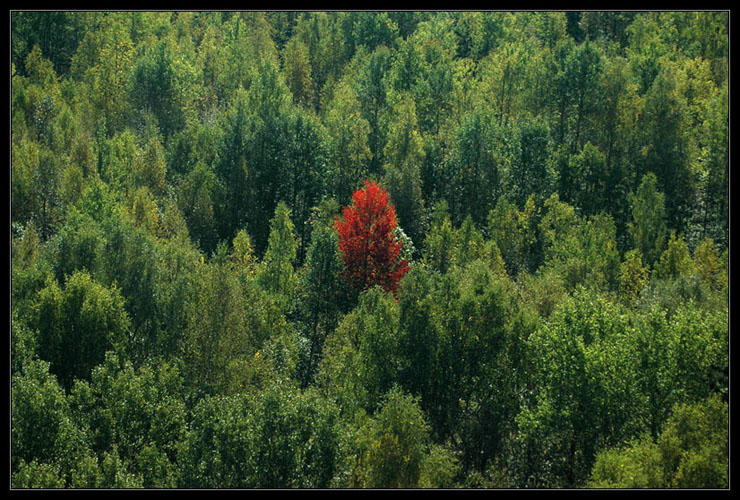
[258,201,298,306]
[177,161,218,253]
[213,88,252,247]
[539,195,620,292]
[637,62,695,234]
[619,249,650,307]
[568,142,609,217]
[48,208,105,285]
[508,118,554,207]
[149,231,201,361]
[282,35,314,108]
[580,11,636,50]
[514,290,644,487]
[436,260,530,473]
[297,201,346,385]
[477,40,529,128]
[21,144,62,241]
[324,78,372,205]
[32,271,130,389]
[137,136,167,197]
[488,195,541,276]
[318,287,402,414]
[653,231,694,281]
[69,353,186,488]
[692,237,725,292]
[11,135,41,228]
[179,383,341,488]
[422,200,457,274]
[11,11,84,77]
[130,40,186,139]
[409,19,456,135]
[696,82,728,248]
[224,59,295,255]
[89,17,134,136]
[589,394,728,488]
[284,107,328,264]
[395,265,444,416]
[101,129,139,194]
[100,218,159,364]
[567,41,603,152]
[632,303,727,439]
[182,249,281,397]
[126,186,160,237]
[381,94,427,249]
[347,11,399,55]
[628,172,668,268]
[12,359,100,488]
[343,386,458,488]
[293,12,349,110]
[447,109,513,227]
[355,45,392,175]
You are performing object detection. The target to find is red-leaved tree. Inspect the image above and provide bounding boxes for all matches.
[335,181,410,296]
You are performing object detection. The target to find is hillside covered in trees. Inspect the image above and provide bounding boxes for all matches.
[10,11,728,488]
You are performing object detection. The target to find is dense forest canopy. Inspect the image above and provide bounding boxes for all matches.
[11,10,728,489]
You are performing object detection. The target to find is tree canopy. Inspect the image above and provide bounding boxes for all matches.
[11,10,728,489]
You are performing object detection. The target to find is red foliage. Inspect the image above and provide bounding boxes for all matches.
[335,181,410,295]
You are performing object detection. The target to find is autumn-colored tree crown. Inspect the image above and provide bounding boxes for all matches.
[335,181,409,295]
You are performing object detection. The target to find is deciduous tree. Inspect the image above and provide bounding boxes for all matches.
[334,181,409,296]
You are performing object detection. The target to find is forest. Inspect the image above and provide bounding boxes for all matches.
[10,11,728,489]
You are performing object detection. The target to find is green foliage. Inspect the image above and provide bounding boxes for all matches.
[653,231,694,280]
[447,109,514,227]
[12,460,67,489]
[32,271,130,389]
[488,195,541,276]
[515,289,644,487]
[138,136,168,196]
[631,303,727,440]
[297,204,346,385]
[130,40,186,139]
[12,359,76,470]
[342,386,458,488]
[619,249,649,306]
[318,287,402,414]
[282,35,315,108]
[589,394,728,488]
[99,218,158,363]
[539,194,621,292]
[638,63,695,234]
[324,77,372,204]
[568,142,609,216]
[443,260,532,473]
[69,352,186,487]
[181,252,286,397]
[509,118,554,207]
[12,359,100,488]
[382,94,427,249]
[258,201,298,305]
[692,237,725,291]
[354,45,392,174]
[87,17,135,136]
[47,208,104,284]
[11,11,728,489]
[422,200,457,274]
[518,266,568,320]
[179,382,341,488]
[455,215,485,270]
[395,268,441,396]
[177,160,218,253]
